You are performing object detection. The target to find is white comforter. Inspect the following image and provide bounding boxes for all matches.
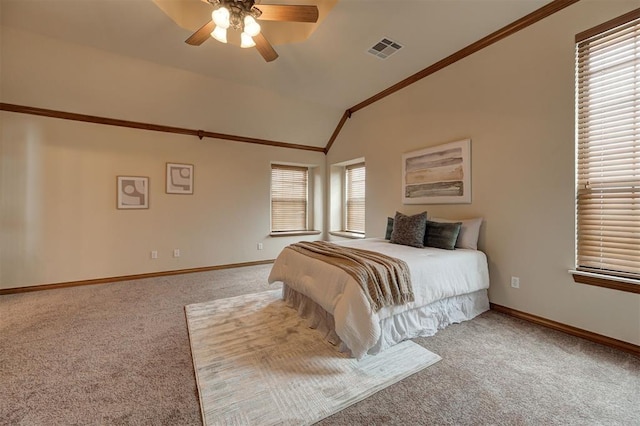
[268,238,490,358]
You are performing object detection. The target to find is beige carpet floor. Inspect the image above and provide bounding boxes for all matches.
[186,290,440,425]
[1,264,639,425]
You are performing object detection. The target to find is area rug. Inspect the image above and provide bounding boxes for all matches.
[185,289,441,426]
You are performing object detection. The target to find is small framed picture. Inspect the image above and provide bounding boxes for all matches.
[117,176,149,209]
[166,163,194,194]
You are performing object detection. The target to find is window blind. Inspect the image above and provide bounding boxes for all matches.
[345,163,366,233]
[575,10,640,279]
[271,164,308,232]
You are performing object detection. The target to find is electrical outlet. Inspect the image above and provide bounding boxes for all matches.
[511,276,520,288]
[151,250,158,259]
[257,243,263,250]
[173,249,180,258]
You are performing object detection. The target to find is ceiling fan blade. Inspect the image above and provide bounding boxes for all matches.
[185,20,215,46]
[256,5,319,23]
[254,33,279,62]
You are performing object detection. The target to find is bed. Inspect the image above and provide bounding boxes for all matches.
[268,231,490,359]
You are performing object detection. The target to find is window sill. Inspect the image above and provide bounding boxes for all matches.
[269,230,321,238]
[570,270,640,294]
[329,231,366,239]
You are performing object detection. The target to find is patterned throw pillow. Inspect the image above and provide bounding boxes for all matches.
[390,211,428,248]
[424,220,462,250]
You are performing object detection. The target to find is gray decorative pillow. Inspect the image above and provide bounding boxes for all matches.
[385,217,394,240]
[390,211,427,248]
[430,217,483,250]
[424,220,462,250]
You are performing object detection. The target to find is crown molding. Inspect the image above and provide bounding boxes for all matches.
[0,103,325,153]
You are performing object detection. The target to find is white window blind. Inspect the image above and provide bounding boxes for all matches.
[345,163,366,233]
[271,164,308,232]
[575,9,640,279]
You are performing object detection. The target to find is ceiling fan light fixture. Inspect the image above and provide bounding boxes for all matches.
[240,32,256,48]
[186,0,320,62]
[211,26,228,43]
[243,15,261,37]
[212,6,230,29]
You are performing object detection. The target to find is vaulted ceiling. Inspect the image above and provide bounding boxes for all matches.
[1,0,553,149]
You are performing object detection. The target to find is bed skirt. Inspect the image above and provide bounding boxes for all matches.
[282,284,490,356]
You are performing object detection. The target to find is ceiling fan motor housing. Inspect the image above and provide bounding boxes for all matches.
[209,0,262,30]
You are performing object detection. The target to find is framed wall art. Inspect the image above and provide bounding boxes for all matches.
[402,139,471,204]
[166,163,194,194]
[117,176,149,209]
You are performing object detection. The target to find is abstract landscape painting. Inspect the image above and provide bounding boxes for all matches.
[402,139,471,204]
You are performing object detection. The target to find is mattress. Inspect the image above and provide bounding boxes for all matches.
[268,238,490,358]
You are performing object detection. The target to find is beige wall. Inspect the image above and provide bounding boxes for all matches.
[1,112,324,288]
[1,1,638,347]
[0,27,326,289]
[327,0,640,346]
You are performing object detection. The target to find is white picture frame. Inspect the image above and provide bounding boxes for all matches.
[402,139,471,204]
[166,163,194,194]
[117,176,149,209]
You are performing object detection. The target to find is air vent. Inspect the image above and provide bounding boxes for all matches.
[367,38,403,59]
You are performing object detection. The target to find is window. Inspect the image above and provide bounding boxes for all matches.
[345,163,366,234]
[574,9,640,288]
[271,164,309,233]
[328,159,365,239]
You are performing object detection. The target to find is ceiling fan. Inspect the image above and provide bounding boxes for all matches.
[185,0,319,62]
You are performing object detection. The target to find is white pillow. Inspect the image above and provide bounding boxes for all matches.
[430,217,482,250]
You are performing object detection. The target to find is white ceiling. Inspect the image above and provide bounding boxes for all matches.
[2,0,551,112]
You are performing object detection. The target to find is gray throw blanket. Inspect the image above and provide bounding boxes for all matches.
[286,241,414,312]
